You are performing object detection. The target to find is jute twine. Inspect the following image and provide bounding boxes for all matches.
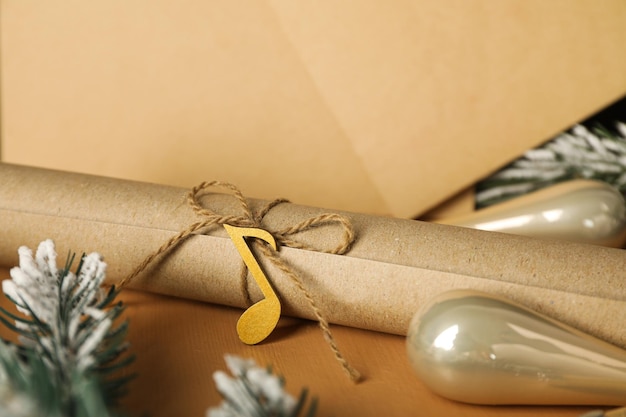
[117,181,362,382]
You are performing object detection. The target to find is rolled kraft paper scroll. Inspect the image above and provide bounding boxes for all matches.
[1,163,626,346]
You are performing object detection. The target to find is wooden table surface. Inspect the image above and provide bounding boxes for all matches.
[0,267,599,417]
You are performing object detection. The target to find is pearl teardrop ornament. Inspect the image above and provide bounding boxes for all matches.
[435,180,626,248]
[407,290,626,405]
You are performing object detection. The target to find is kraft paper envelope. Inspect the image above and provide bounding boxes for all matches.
[1,163,625,350]
[2,1,626,218]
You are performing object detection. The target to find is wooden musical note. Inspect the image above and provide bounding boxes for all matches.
[224,224,281,345]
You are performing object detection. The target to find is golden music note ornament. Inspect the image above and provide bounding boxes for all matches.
[224,224,281,345]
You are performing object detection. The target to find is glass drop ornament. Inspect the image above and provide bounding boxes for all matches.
[436,180,626,248]
[407,290,626,405]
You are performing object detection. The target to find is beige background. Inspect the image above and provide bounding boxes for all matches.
[2,1,626,217]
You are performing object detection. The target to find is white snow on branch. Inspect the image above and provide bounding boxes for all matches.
[3,240,110,374]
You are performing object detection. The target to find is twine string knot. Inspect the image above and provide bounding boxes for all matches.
[118,180,361,382]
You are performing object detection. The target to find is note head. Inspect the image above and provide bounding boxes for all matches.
[236,296,282,345]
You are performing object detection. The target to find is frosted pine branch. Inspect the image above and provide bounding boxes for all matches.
[476,122,626,208]
[208,355,317,417]
[0,240,132,416]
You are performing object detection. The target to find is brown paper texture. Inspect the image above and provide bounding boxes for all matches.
[1,163,625,348]
[2,1,626,217]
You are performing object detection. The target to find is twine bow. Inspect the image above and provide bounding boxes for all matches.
[118,181,361,382]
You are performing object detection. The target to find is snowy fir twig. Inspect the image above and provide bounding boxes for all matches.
[0,240,133,417]
[476,122,626,208]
